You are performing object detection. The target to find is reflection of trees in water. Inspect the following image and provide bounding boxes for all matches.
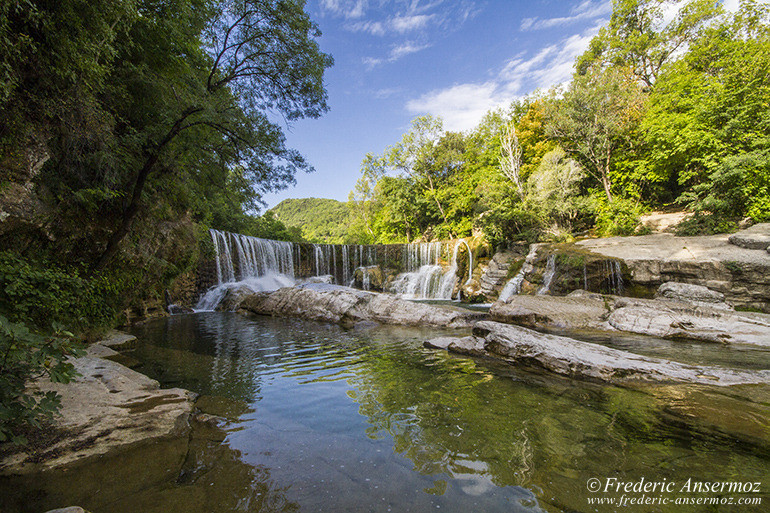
[104,435,300,513]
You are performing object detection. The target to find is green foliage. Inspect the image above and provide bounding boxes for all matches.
[595,196,644,236]
[0,252,124,332]
[269,198,350,243]
[0,316,84,445]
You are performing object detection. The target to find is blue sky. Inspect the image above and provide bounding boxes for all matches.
[259,0,666,210]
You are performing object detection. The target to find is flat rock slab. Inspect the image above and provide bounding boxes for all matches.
[608,298,770,347]
[426,321,770,386]
[98,330,138,351]
[656,281,727,306]
[728,223,770,250]
[237,283,484,328]
[491,293,770,347]
[490,294,612,331]
[0,356,195,474]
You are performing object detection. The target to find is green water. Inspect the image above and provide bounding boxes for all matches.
[6,312,770,512]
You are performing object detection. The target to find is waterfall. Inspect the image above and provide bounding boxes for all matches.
[537,254,557,295]
[388,239,471,300]
[602,259,625,295]
[498,245,538,302]
[197,230,298,310]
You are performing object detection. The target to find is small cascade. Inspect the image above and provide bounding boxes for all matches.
[537,254,557,295]
[601,259,625,295]
[498,245,538,302]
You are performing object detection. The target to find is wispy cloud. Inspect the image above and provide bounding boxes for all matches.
[364,41,433,68]
[320,0,369,19]
[406,23,602,132]
[391,14,435,32]
[521,0,610,31]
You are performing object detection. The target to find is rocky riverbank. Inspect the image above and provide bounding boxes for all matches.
[0,332,197,512]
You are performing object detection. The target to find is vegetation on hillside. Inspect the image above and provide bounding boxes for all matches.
[270,198,351,243]
[348,0,770,245]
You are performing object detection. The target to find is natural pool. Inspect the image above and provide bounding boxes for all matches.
[6,311,769,512]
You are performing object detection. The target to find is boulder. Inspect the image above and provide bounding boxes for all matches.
[0,356,194,475]
[98,330,138,351]
[425,321,770,386]
[728,223,770,250]
[237,283,484,328]
[490,294,612,331]
[655,281,730,308]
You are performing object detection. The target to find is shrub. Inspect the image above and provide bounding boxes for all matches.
[0,315,84,445]
[0,251,126,334]
[595,197,643,236]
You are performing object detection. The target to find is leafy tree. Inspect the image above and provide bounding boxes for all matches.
[576,0,721,88]
[544,65,646,203]
[643,0,770,222]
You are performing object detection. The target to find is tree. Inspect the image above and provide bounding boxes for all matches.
[499,123,524,199]
[94,0,333,268]
[545,65,646,202]
[576,0,721,88]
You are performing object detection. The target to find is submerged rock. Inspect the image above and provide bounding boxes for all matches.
[237,282,484,328]
[425,321,770,386]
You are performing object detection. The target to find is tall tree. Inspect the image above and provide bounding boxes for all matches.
[545,65,646,203]
[576,0,721,88]
[94,0,332,268]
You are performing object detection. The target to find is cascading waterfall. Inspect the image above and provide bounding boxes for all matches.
[198,230,477,309]
[537,254,557,295]
[498,245,538,302]
[389,239,471,300]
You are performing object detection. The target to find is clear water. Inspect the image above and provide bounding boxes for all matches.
[5,312,769,512]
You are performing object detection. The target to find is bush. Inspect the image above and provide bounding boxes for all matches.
[595,197,643,236]
[0,315,84,445]
[0,251,126,333]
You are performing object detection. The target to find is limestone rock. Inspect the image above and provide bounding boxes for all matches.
[0,356,195,475]
[98,330,138,351]
[490,294,612,331]
[728,223,770,250]
[426,321,770,386]
[237,283,483,328]
[655,281,730,308]
[608,299,770,347]
[576,232,770,312]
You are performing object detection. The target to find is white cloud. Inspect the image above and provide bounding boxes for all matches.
[405,24,602,132]
[346,20,386,35]
[521,0,610,31]
[406,82,503,132]
[364,41,432,68]
[391,14,435,32]
[320,0,368,19]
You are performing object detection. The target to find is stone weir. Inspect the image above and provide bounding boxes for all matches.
[189,230,477,309]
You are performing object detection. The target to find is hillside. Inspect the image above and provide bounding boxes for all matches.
[269,198,351,243]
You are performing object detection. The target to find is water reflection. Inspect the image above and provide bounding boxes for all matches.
[125,313,770,513]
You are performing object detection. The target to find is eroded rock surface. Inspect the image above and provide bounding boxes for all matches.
[728,223,770,250]
[575,232,770,311]
[608,297,770,347]
[0,337,194,476]
[425,321,770,386]
[237,283,484,328]
[490,294,612,331]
